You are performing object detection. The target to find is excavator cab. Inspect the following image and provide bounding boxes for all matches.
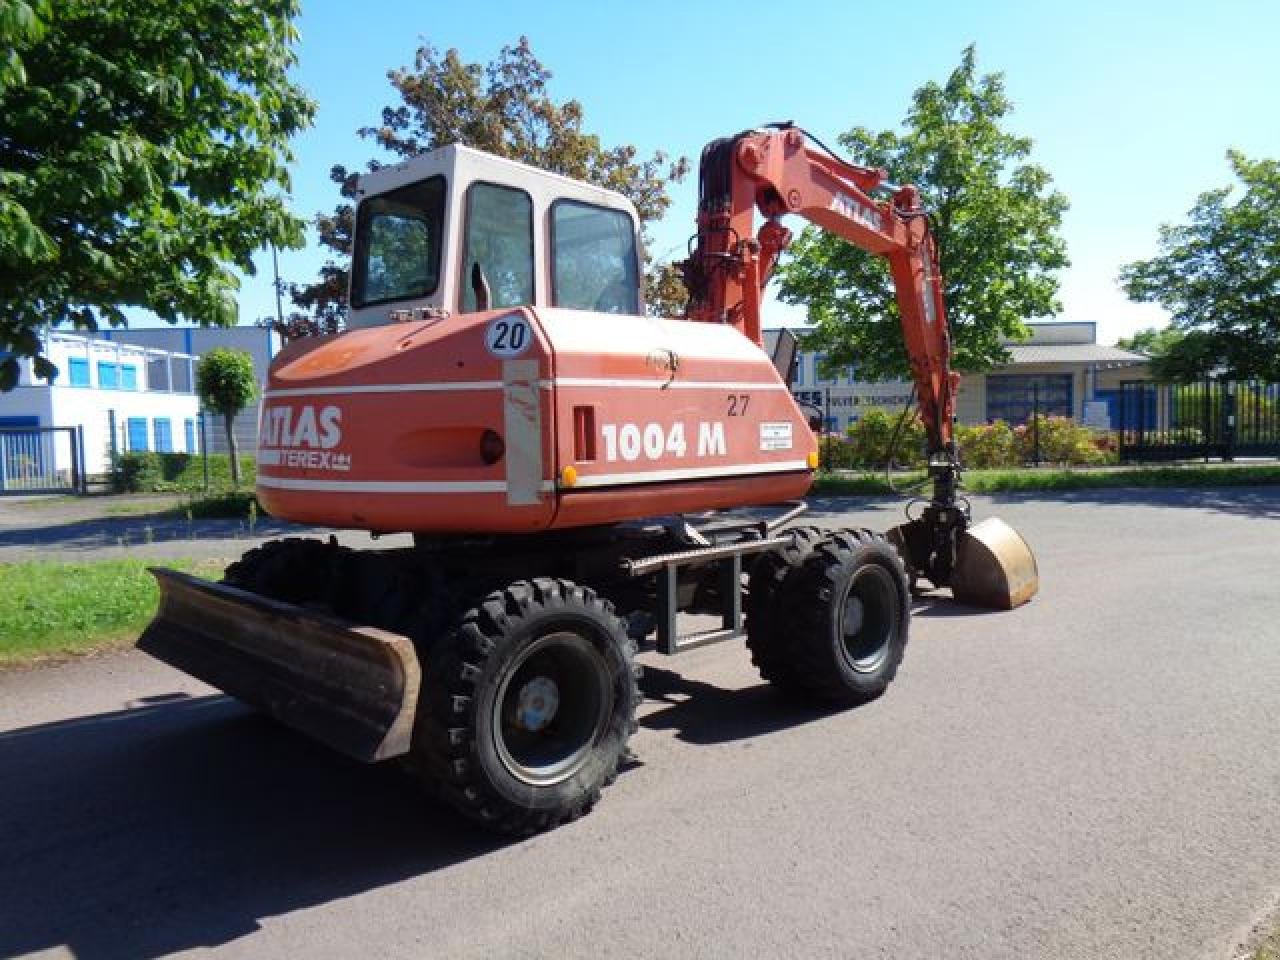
[346,145,644,330]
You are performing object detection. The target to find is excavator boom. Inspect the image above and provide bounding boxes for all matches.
[682,124,1038,607]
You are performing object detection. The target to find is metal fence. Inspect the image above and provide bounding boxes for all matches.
[0,426,86,494]
[1118,378,1280,462]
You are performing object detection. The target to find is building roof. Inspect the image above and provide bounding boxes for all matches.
[1004,343,1146,366]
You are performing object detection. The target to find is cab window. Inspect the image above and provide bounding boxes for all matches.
[461,182,535,311]
[551,201,639,314]
[351,176,445,307]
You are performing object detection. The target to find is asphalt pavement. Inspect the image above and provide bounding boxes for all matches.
[1,487,1279,959]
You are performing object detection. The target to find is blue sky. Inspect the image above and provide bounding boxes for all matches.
[229,0,1280,346]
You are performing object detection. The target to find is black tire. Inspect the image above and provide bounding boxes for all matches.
[774,529,910,706]
[222,537,343,604]
[411,577,640,835]
[745,525,825,691]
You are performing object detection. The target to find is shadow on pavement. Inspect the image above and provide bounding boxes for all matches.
[638,666,837,745]
[0,695,507,959]
[803,484,1280,522]
[981,484,1280,519]
[0,513,301,552]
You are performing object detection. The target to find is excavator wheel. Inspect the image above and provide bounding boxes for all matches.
[410,577,640,835]
[774,529,911,706]
[744,525,826,694]
[222,536,343,605]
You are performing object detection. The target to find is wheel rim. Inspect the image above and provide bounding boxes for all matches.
[492,630,612,786]
[837,564,898,674]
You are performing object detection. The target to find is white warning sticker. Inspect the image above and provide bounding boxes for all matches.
[759,421,793,451]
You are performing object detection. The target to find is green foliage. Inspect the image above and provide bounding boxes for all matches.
[776,46,1069,380]
[0,557,224,664]
[112,452,256,493]
[1115,325,1185,363]
[0,0,314,388]
[819,407,926,469]
[1016,415,1107,465]
[1119,151,1280,381]
[286,37,689,336]
[956,420,1020,468]
[196,348,257,417]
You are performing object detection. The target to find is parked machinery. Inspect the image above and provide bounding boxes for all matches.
[141,124,1037,833]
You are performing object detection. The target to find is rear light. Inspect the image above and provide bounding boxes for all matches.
[480,429,505,464]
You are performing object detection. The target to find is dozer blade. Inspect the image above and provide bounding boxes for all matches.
[138,568,421,763]
[949,517,1039,610]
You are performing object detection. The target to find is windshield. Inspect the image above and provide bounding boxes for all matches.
[351,176,446,308]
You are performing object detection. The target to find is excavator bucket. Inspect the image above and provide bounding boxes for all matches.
[137,568,421,762]
[949,517,1039,610]
[889,515,1039,610]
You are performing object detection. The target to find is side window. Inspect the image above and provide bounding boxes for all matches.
[351,177,446,308]
[551,201,639,314]
[461,183,534,312]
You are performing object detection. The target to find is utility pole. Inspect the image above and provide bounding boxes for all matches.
[271,243,285,331]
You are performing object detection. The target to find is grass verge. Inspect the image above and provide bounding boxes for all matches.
[813,463,1280,496]
[0,557,225,667]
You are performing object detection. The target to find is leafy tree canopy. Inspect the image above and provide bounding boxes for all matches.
[1115,325,1192,380]
[195,347,257,487]
[0,0,314,389]
[1119,151,1280,381]
[284,37,688,338]
[774,46,1069,380]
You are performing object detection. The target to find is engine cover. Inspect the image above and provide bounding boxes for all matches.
[255,307,817,533]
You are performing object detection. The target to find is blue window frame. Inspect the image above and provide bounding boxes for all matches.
[986,374,1073,425]
[152,418,172,453]
[184,418,196,453]
[120,365,138,390]
[126,417,148,451]
[98,362,119,389]
[68,357,90,386]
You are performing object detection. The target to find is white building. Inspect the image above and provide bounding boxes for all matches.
[94,325,279,456]
[0,332,201,478]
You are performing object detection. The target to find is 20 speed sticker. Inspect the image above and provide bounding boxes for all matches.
[484,313,532,358]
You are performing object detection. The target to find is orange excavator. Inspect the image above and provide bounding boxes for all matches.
[140,123,1037,834]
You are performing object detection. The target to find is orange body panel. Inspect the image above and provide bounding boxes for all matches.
[256,307,816,534]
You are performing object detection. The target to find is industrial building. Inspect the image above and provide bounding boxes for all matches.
[773,321,1149,431]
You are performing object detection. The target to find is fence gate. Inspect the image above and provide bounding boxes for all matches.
[1119,379,1280,462]
[0,426,86,494]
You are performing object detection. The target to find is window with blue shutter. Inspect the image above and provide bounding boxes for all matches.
[120,365,138,390]
[127,417,148,451]
[184,419,196,453]
[98,362,119,389]
[152,418,172,452]
[68,357,90,386]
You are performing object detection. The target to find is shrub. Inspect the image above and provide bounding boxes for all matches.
[1016,415,1106,465]
[956,420,1020,468]
[112,452,257,493]
[843,407,927,468]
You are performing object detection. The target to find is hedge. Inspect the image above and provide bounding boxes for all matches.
[820,408,1117,469]
[112,452,257,492]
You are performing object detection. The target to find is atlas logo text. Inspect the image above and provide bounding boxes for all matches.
[261,405,342,449]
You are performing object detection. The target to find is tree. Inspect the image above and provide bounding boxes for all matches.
[0,0,314,388]
[774,46,1069,380]
[196,348,257,488]
[1115,325,1189,379]
[1119,151,1280,381]
[284,38,688,338]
